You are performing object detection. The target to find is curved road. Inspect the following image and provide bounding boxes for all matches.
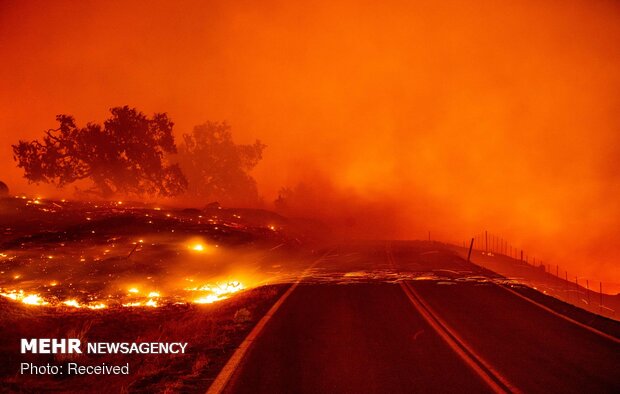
[213,241,620,393]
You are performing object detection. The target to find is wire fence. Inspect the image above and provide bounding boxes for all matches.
[452,230,618,320]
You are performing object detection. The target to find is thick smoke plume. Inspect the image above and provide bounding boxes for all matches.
[1,0,619,289]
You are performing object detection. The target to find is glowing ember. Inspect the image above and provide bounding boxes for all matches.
[1,290,48,306]
[22,294,47,306]
[63,299,81,308]
[1,291,19,300]
[190,243,205,252]
[121,297,160,308]
[189,281,245,305]
[122,302,142,307]
[194,294,225,304]
[1,278,245,309]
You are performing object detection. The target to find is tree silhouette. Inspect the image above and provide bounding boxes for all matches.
[12,106,187,198]
[178,122,265,206]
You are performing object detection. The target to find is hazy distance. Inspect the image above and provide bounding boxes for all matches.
[1,0,620,290]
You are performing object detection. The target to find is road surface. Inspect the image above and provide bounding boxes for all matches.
[215,241,620,393]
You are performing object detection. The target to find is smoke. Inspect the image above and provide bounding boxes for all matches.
[1,0,620,288]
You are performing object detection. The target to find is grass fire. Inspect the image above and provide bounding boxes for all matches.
[0,195,305,313]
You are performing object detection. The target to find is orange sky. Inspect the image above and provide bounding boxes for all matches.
[1,0,620,290]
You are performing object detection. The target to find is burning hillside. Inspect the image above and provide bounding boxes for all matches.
[0,196,309,311]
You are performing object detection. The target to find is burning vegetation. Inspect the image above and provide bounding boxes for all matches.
[0,188,319,392]
[0,195,306,313]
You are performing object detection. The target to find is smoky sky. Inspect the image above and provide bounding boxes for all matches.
[1,0,620,290]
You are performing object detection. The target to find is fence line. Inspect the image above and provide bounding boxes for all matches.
[453,230,617,320]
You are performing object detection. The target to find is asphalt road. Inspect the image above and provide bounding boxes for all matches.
[411,280,620,393]
[219,242,620,393]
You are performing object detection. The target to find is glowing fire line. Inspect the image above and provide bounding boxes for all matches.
[0,280,245,309]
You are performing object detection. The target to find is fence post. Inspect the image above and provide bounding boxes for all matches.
[485,231,488,254]
[564,271,570,302]
[600,282,603,314]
